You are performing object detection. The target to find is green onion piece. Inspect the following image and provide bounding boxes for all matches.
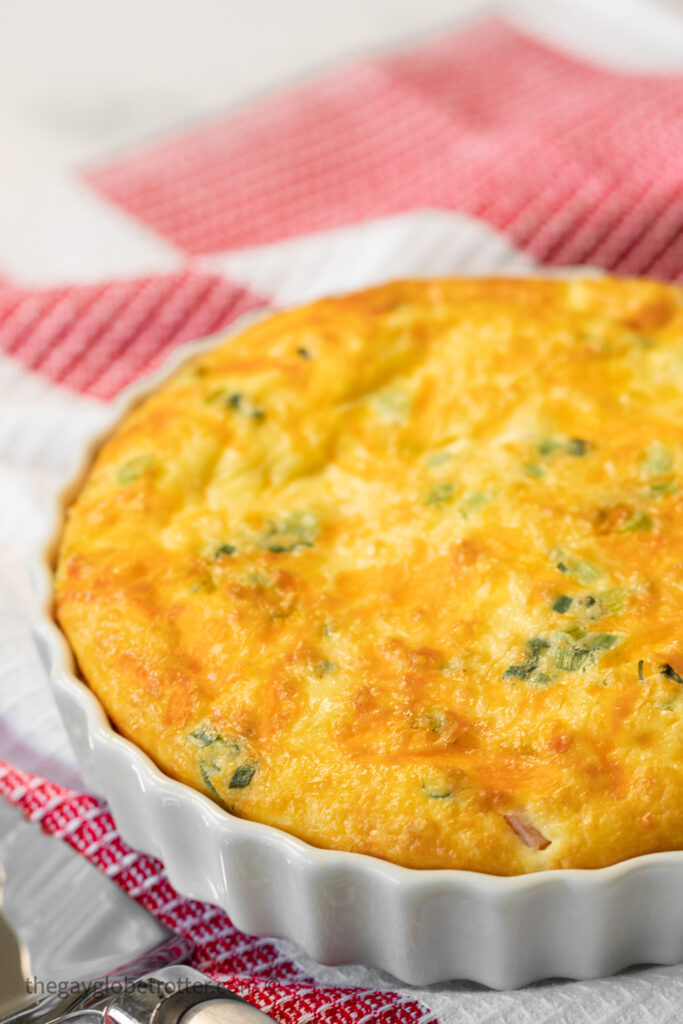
[226,393,265,420]
[555,646,587,671]
[598,588,626,615]
[426,482,455,507]
[215,543,237,558]
[553,595,572,614]
[371,388,411,420]
[263,538,313,554]
[539,437,590,460]
[639,442,673,478]
[554,632,618,673]
[621,510,653,533]
[661,663,683,686]
[190,725,222,746]
[459,490,489,520]
[527,638,550,658]
[205,388,225,404]
[503,664,534,680]
[587,633,618,651]
[567,438,589,456]
[503,637,549,680]
[117,455,156,485]
[229,764,256,789]
[314,659,337,677]
[199,760,221,799]
[422,778,452,799]
[259,511,319,554]
[650,480,677,498]
[571,560,601,585]
[426,451,452,467]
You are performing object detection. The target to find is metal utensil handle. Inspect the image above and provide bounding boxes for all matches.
[0,938,194,1024]
[1,968,275,1024]
[103,967,262,1024]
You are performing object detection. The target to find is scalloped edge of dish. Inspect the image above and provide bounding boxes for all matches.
[32,277,683,988]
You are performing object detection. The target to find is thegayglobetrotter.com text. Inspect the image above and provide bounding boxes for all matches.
[25,978,218,999]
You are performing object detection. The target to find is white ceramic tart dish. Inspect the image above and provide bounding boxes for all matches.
[35,282,683,989]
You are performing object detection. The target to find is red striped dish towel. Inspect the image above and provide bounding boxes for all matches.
[2,13,683,1024]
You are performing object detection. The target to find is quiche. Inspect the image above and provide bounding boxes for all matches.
[55,277,683,875]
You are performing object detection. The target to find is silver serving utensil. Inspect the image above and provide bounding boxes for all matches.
[0,797,273,1024]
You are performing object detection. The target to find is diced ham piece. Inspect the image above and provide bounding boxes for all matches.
[503,810,551,850]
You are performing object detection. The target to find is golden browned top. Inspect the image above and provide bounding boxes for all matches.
[56,277,683,874]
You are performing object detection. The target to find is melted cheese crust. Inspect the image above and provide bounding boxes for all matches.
[56,277,683,874]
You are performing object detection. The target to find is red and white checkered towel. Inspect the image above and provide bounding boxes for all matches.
[3,12,683,1023]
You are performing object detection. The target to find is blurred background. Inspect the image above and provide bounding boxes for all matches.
[3,0,480,176]
[3,0,683,199]
[2,0,683,288]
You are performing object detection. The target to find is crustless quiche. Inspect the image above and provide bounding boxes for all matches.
[56,277,683,874]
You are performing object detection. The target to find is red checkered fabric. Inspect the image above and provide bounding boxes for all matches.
[86,18,683,280]
[0,273,264,400]
[0,762,427,1023]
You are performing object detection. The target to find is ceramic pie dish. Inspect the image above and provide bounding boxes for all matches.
[34,278,683,988]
